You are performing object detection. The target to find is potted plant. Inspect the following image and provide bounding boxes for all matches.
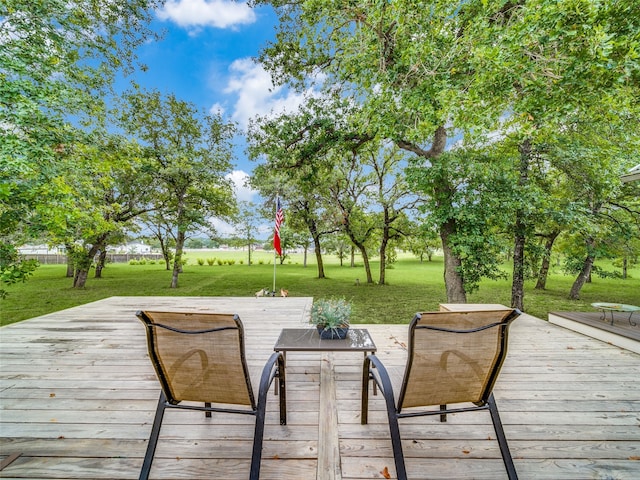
[310,297,352,339]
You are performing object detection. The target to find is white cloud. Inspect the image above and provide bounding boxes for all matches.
[227,169,256,202]
[225,58,315,129]
[208,102,226,116]
[157,0,256,29]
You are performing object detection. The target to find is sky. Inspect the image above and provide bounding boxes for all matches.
[118,1,308,204]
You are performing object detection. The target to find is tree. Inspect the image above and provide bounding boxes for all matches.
[48,135,153,288]
[0,0,160,290]
[367,146,421,285]
[234,202,263,266]
[118,89,236,288]
[256,0,640,309]
[248,97,349,279]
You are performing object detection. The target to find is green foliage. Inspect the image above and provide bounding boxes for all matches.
[197,258,205,266]
[0,244,39,298]
[206,258,216,266]
[1,0,160,281]
[309,297,352,329]
[116,89,237,288]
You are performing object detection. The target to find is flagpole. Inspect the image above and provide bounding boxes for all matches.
[272,248,277,295]
[272,196,278,296]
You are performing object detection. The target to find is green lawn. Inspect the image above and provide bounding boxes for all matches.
[1,251,638,326]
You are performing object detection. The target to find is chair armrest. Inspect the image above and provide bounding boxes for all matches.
[257,352,286,425]
[362,354,397,425]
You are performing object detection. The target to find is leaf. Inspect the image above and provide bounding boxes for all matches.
[380,466,391,479]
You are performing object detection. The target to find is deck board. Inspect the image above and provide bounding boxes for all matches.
[1,296,640,479]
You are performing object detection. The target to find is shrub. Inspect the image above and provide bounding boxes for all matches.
[228,259,236,265]
[129,260,138,265]
[206,258,215,266]
[197,258,205,266]
[217,259,224,266]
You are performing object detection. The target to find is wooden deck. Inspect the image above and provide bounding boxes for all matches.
[1,296,640,479]
[549,311,640,354]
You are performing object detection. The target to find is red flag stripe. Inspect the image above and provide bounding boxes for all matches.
[274,198,284,256]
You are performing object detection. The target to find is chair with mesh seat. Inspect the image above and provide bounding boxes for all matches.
[361,309,521,480]
[136,310,286,480]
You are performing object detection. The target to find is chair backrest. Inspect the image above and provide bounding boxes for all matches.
[137,311,255,408]
[398,309,520,410]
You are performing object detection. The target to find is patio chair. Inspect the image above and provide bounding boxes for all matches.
[136,310,286,480]
[361,309,521,480]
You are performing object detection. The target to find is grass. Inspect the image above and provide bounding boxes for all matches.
[1,251,639,326]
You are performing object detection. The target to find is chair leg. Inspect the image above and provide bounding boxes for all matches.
[139,392,167,480]
[250,400,267,480]
[487,393,518,480]
[205,402,211,418]
[251,352,283,480]
[277,353,287,425]
[363,355,407,480]
[439,404,447,422]
[361,357,371,425]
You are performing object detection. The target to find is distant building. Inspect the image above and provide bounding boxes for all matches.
[109,242,152,254]
[18,245,64,255]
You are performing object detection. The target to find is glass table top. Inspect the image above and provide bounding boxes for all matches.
[274,328,377,352]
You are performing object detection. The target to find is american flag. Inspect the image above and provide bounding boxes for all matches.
[273,197,284,256]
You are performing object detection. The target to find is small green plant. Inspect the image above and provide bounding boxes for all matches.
[228,259,236,265]
[309,297,352,330]
[217,259,224,266]
[197,258,205,266]
[129,260,138,265]
[206,258,215,266]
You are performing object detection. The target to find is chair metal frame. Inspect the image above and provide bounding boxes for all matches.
[137,310,286,480]
[361,309,521,480]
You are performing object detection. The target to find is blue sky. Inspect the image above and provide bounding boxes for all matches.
[118,1,309,210]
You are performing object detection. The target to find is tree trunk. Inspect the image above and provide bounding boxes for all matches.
[359,244,373,284]
[171,230,186,288]
[511,228,526,311]
[73,269,89,289]
[379,226,390,286]
[73,237,107,288]
[155,233,171,270]
[569,237,596,300]
[622,256,628,279]
[94,250,107,278]
[440,219,466,303]
[312,233,325,279]
[350,246,355,267]
[511,139,531,311]
[66,258,75,278]
[535,231,560,290]
[303,246,308,267]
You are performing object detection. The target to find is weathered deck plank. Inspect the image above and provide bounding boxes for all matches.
[1,296,640,479]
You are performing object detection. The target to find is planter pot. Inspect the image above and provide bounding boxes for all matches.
[317,325,349,340]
